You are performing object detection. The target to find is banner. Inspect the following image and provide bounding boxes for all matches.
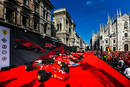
[0,26,10,69]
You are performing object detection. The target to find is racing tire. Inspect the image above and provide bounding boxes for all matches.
[25,63,33,71]
[37,70,50,82]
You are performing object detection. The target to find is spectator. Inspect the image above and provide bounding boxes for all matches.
[123,65,130,79]
[118,58,125,68]
[117,58,125,73]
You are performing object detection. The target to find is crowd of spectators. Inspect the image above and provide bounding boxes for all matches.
[96,50,130,79]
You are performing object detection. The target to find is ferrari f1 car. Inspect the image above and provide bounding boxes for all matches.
[52,54,83,67]
[14,38,45,53]
[25,59,69,82]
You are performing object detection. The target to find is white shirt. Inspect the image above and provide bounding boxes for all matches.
[124,67,130,78]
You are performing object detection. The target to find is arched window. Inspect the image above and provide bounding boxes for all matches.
[44,23,47,33]
[69,28,71,34]
[124,33,128,37]
[113,47,116,51]
[60,23,62,31]
[124,21,128,29]
[106,40,108,43]
[113,40,115,43]
[100,36,102,40]
[124,44,128,51]
[57,24,59,31]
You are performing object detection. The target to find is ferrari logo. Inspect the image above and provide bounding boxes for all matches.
[2,30,7,36]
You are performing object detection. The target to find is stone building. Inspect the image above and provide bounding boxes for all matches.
[0,0,54,37]
[74,32,80,50]
[0,1,86,50]
[91,9,130,51]
[53,8,75,46]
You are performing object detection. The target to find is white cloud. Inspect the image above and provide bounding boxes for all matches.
[86,1,93,6]
[86,0,104,6]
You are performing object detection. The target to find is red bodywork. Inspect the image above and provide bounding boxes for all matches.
[32,60,69,80]
[14,38,45,53]
[53,54,81,67]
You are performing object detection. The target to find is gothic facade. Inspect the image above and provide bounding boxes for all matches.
[91,9,130,51]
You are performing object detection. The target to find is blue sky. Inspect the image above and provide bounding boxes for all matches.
[51,0,130,44]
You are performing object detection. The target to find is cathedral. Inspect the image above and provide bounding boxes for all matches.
[91,9,130,51]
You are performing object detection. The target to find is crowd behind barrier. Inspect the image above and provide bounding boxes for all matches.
[95,50,130,79]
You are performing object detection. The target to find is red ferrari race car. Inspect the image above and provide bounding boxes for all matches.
[25,59,69,82]
[14,38,45,53]
[52,55,81,67]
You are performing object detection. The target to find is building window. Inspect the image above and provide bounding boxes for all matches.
[106,40,108,43]
[124,44,128,51]
[43,10,45,18]
[22,15,27,26]
[113,40,115,43]
[46,12,48,20]
[100,36,102,40]
[60,23,62,31]
[124,33,128,37]
[106,47,108,51]
[6,7,14,23]
[113,47,116,51]
[69,28,71,34]
[44,23,47,33]
[34,21,37,30]
[51,31,53,36]
[124,21,128,29]
[57,24,59,31]
[34,17,39,31]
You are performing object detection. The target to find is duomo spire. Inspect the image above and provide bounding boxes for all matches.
[117,9,119,18]
[100,24,102,32]
[119,9,122,17]
[107,13,111,24]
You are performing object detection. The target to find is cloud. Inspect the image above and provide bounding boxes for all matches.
[86,1,93,6]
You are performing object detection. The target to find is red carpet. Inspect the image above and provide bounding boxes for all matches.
[0,52,129,87]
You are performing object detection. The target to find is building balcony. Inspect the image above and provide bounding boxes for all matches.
[21,3,31,12]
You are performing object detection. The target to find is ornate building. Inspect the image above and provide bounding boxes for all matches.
[53,8,75,46]
[91,9,130,51]
[0,0,54,37]
[0,1,86,50]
